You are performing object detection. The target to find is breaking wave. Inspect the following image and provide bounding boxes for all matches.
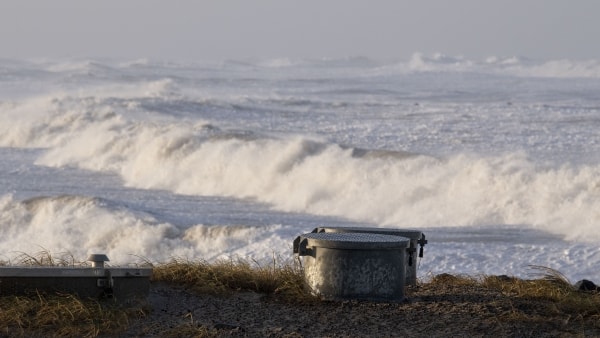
[1,100,598,244]
[0,194,290,264]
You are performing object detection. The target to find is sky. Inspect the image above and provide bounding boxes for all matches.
[1,0,599,62]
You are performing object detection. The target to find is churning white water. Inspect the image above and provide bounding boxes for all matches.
[1,54,599,282]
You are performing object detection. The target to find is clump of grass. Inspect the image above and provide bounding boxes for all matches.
[0,293,136,337]
[0,249,81,267]
[483,265,573,299]
[11,250,78,267]
[425,267,600,330]
[481,266,600,319]
[152,257,305,295]
[152,257,312,301]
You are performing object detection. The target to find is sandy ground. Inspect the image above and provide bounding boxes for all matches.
[119,280,600,337]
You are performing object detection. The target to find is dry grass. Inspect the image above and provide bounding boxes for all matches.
[1,250,79,267]
[151,257,312,301]
[423,265,600,327]
[0,293,137,337]
[480,266,600,320]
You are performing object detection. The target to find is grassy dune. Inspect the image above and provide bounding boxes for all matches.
[0,252,599,337]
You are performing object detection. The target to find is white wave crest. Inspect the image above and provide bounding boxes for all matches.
[0,194,291,264]
[384,52,600,78]
[23,106,600,243]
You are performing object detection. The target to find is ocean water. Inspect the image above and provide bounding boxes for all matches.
[1,53,599,282]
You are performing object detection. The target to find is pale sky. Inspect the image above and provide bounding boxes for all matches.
[1,0,599,61]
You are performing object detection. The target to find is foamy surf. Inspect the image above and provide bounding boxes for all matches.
[26,111,600,244]
[0,194,295,264]
[1,55,599,282]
